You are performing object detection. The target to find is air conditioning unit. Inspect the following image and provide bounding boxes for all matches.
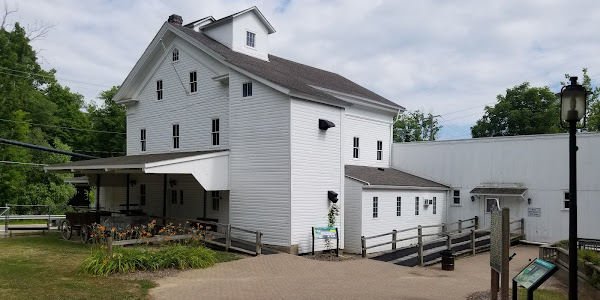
[423,200,430,206]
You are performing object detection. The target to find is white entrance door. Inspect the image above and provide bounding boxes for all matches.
[482,197,500,228]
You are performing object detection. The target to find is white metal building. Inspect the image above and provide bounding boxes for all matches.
[391,133,600,244]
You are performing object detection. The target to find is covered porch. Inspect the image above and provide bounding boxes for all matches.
[45,150,230,228]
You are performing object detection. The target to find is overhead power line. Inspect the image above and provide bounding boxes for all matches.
[0,66,113,88]
[0,160,47,167]
[0,118,126,135]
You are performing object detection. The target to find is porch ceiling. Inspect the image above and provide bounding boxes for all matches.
[45,150,229,190]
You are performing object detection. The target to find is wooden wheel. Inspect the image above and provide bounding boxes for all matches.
[60,219,72,240]
[80,225,90,243]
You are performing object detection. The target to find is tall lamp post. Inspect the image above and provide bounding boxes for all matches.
[559,76,588,300]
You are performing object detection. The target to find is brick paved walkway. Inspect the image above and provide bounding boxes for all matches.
[150,245,562,300]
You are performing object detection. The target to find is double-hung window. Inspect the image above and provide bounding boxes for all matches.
[156,80,163,100]
[179,190,184,205]
[243,82,252,97]
[563,192,570,210]
[353,137,359,158]
[212,191,220,211]
[376,140,383,161]
[211,118,220,146]
[139,184,146,206]
[172,124,180,149]
[433,197,437,215]
[171,190,177,204]
[373,197,378,218]
[452,190,461,205]
[246,31,255,47]
[396,197,401,216]
[140,129,146,152]
[189,71,197,93]
[415,197,419,215]
[172,48,179,62]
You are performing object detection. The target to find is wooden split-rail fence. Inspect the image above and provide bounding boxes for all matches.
[361,217,525,267]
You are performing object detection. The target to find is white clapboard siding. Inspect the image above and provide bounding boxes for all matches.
[391,133,600,243]
[343,178,364,254]
[228,71,291,247]
[344,114,392,167]
[290,98,343,254]
[361,189,447,253]
[126,37,229,155]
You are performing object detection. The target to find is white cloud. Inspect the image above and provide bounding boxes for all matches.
[6,0,600,138]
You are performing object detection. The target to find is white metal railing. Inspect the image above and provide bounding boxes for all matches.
[1,206,9,233]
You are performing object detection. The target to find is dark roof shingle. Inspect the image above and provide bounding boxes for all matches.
[171,25,402,110]
[345,165,448,188]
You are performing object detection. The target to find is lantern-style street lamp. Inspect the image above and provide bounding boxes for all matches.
[559,76,588,300]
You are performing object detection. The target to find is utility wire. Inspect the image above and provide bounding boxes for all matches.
[0,66,112,88]
[0,118,126,135]
[0,160,47,167]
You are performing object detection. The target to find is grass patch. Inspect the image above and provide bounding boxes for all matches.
[518,288,566,300]
[0,233,239,300]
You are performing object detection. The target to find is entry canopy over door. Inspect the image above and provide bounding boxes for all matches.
[470,185,527,199]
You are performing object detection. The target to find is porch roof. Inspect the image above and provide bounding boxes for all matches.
[45,150,230,190]
[470,186,527,197]
[345,165,449,189]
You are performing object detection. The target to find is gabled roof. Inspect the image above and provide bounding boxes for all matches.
[199,6,276,34]
[345,165,449,189]
[171,25,402,110]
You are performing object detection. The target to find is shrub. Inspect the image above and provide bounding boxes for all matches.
[578,249,600,266]
[82,244,217,276]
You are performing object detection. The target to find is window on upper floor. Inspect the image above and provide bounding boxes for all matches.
[373,197,378,218]
[172,124,180,149]
[140,129,146,152]
[172,48,179,62]
[243,82,252,97]
[212,191,220,211]
[353,137,359,159]
[189,71,197,93]
[211,118,220,146]
[377,140,383,161]
[246,31,255,48]
[156,80,163,100]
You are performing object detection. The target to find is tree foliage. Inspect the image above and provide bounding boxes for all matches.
[471,83,563,138]
[86,86,126,157]
[393,110,442,142]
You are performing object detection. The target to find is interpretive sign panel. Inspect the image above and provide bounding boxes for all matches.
[490,208,503,273]
[513,258,556,289]
[527,208,541,217]
[313,227,338,239]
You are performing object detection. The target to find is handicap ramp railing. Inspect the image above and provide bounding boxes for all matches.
[2,205,68,235]
[361,217,525,267]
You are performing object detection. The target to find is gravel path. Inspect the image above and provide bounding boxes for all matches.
[150,245,562,300]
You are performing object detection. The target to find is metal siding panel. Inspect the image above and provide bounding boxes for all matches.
[344,178,364,253]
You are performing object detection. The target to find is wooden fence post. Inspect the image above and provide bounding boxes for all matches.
[470,229,476,255]
[255,231,262,256]
[107,236,113,258]
[418,225,424,266]
[474,216,479,230]
[225,224,231,252]
[446,234,452,250]
[392,230,397,250]
[458,220,463,233]
[441,223,446,234]
[361,236,367,258]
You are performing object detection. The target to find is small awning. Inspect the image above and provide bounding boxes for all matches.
[45,150,229,190]
[470,186,527,197]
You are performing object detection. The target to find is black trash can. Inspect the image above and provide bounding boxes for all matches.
[441,250,455,271]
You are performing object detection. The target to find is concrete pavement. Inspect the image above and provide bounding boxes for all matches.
[150,245,563,300]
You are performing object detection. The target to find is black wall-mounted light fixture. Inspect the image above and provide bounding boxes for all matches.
[169,179,177,188]
[471,195,475,202]
[328,191,338,203]
[528,198,532,205]
[319,119,335,130]
[129,179,137,187]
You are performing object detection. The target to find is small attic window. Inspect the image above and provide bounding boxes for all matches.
[246,31,255,48]
[172,48,179,62]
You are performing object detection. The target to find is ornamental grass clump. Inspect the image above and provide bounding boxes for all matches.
[82,244,217,276]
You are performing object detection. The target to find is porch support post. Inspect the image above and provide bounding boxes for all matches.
[162,174,167,225]
[126,174,130,212]
[96,174,101,211]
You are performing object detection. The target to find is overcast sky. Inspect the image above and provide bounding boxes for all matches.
[6,0,600,139]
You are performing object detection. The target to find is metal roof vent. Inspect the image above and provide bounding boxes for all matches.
[319,119,335,130]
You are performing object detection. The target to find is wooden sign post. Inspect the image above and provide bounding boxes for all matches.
[490,207,510,300]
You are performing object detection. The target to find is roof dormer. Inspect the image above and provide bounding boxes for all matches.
[200,7,275,61]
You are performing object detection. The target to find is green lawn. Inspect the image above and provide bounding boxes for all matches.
[0,233,239,300]
[518,288,566,300]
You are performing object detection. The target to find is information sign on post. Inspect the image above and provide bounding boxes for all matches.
[490,207,510,300]
[512,258,558,300]
[312,227,339,256]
